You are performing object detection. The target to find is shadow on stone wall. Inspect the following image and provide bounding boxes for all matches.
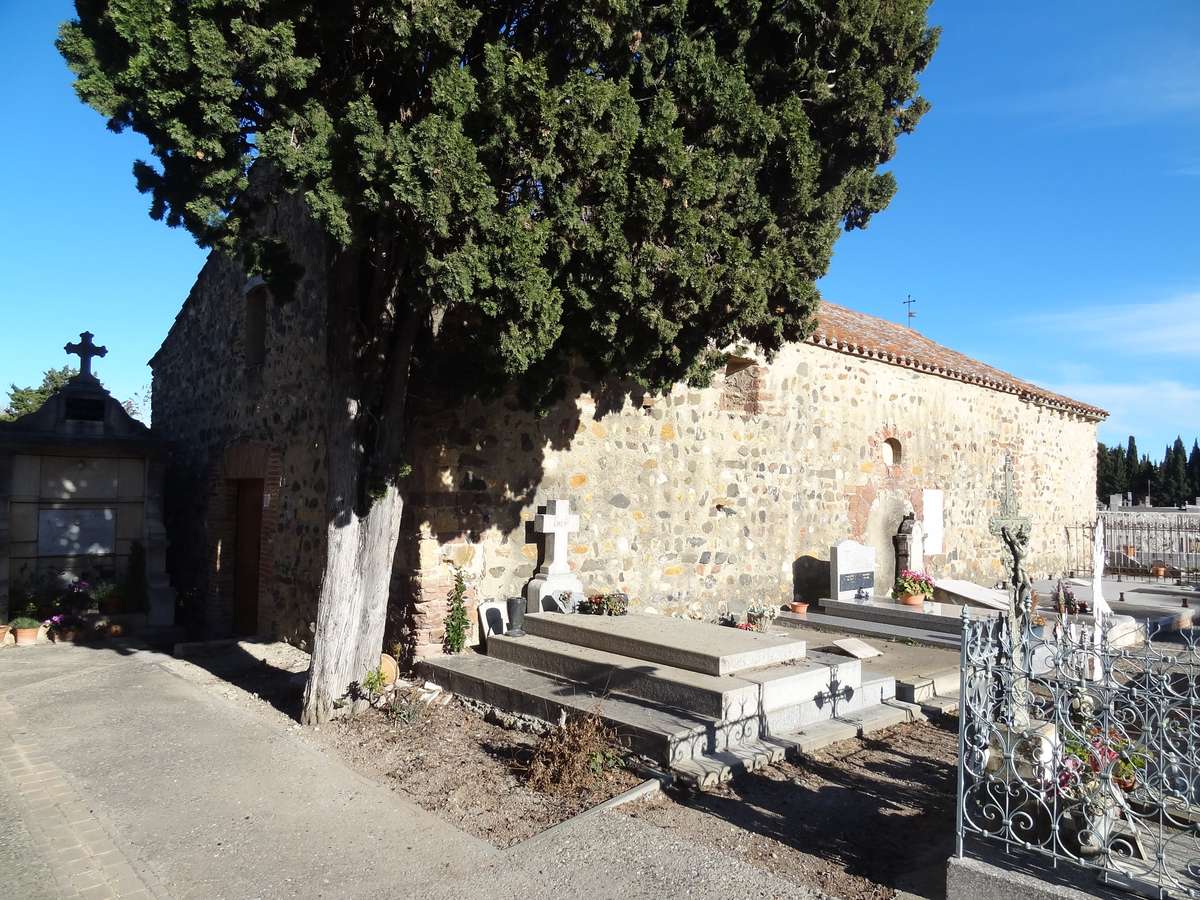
[386,369,652,658]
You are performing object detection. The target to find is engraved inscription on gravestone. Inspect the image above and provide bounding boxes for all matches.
[829,540,876,601]
[37,508,115,556]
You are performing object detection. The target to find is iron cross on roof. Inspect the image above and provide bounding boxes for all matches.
[64,331,107,380]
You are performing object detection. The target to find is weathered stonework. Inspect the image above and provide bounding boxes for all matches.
[151,221,1104,660]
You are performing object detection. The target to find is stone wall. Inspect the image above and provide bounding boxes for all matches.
[150,198,331,645]
[400,341,1100,650]
[151,216,1099,658]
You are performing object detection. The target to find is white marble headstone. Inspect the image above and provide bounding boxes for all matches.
[830,540,876,601]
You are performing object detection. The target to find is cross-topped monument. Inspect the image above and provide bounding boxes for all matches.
[990,453,1033,725]
[64,331,107,381]
[525,498,585,612]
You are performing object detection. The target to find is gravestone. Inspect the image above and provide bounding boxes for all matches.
[476,598,509,645]
[892,513,925,579]
[525,499,586,613]
[829,540,876,601]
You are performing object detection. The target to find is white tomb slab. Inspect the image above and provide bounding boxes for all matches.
[525,499,586,613]
[935,577,1008,612]
[922,489,944,555]
[833,637,882,660]
[37,508,115,556]
[829,540,876,601]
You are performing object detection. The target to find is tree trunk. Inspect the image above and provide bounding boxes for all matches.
[301,478,405,725]
[301,243,420,726]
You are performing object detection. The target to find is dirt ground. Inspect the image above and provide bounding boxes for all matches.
[625,718,958,900]
[314,692,643,848]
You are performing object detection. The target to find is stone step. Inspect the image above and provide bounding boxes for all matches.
[776,609,960,648]
[418,653,763,764]
[670,738,791,790]
[490,631,854,727]
[486,633,758,718]
[814,598,973,635]
[895,666,961,703]
[522,613,806,676]
[920,693,960,717]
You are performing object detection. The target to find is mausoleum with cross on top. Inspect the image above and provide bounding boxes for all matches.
[0,333,175,629]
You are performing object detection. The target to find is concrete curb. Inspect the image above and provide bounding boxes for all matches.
[511,778,663,849]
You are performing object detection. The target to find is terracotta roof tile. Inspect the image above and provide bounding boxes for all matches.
[810,301,1107,421]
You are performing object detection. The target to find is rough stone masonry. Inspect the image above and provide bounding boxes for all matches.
[150,211,1105,661]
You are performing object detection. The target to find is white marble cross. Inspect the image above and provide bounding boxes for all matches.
[534,499,580,576]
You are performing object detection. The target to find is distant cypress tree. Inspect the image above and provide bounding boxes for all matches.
[1188,440,1200,503]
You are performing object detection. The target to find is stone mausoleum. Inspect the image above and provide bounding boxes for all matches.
[0,333,174,626]
[149,219,1107,661]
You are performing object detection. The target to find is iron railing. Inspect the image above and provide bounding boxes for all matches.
[1066,514,1200,583]
[957,612,1200,898]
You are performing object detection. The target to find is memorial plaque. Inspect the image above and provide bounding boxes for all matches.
[38,508,115,556]
[829,540,876,601]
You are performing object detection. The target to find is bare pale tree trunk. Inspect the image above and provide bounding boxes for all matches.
[301,478,404,725]
[302,243,420,725]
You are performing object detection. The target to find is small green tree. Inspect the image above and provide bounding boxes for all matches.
[442,565,470,654]
[59,1,938,722]
[1,366,75,421]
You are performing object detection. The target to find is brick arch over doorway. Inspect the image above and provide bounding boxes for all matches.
[205,443,282,637]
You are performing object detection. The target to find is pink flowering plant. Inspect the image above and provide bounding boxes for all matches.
[894,569,935,598]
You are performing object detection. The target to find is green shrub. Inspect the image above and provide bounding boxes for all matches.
[8,617,42,629]
[443,565,470,654]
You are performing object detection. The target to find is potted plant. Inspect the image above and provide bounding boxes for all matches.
[48,613,88,644]
[894,569,934,607]
[9,616,42,645]
[788,600,809,616]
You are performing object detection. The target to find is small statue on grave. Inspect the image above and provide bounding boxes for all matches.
[1000,522,1034,629]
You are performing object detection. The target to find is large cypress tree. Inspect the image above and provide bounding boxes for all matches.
[59,0,939,723]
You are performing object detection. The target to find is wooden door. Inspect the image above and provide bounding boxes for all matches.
[233,479,264,635]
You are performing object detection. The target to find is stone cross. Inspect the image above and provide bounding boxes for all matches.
[533,499,580,577]
[64,331,107,379]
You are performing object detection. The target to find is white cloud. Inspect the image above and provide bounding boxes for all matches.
[1049,378,1200,449]
[1007,53,1200,128]
[1030,294,1200,357]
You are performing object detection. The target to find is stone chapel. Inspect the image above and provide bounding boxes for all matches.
[149,212,1106,660]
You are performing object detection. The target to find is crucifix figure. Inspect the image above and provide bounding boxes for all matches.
[64,331,107,380]
[989,453,1033,727]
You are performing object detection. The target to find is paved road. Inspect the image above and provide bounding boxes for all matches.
[0,642,821,900]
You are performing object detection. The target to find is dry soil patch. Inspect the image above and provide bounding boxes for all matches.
[625,719,957,899]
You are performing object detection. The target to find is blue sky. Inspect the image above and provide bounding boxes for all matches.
[1,2,1197,453]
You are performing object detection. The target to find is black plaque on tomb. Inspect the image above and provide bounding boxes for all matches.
[838,571,874,593]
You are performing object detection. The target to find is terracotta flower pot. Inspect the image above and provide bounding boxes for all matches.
[788,601,809,616]
[53,629,79,644]
[899,592,927,607]
[14,628,39,645]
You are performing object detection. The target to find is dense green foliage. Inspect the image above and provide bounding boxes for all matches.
[1097,435,1200,507]
[1,366,75,421]
[59,1,938,396]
